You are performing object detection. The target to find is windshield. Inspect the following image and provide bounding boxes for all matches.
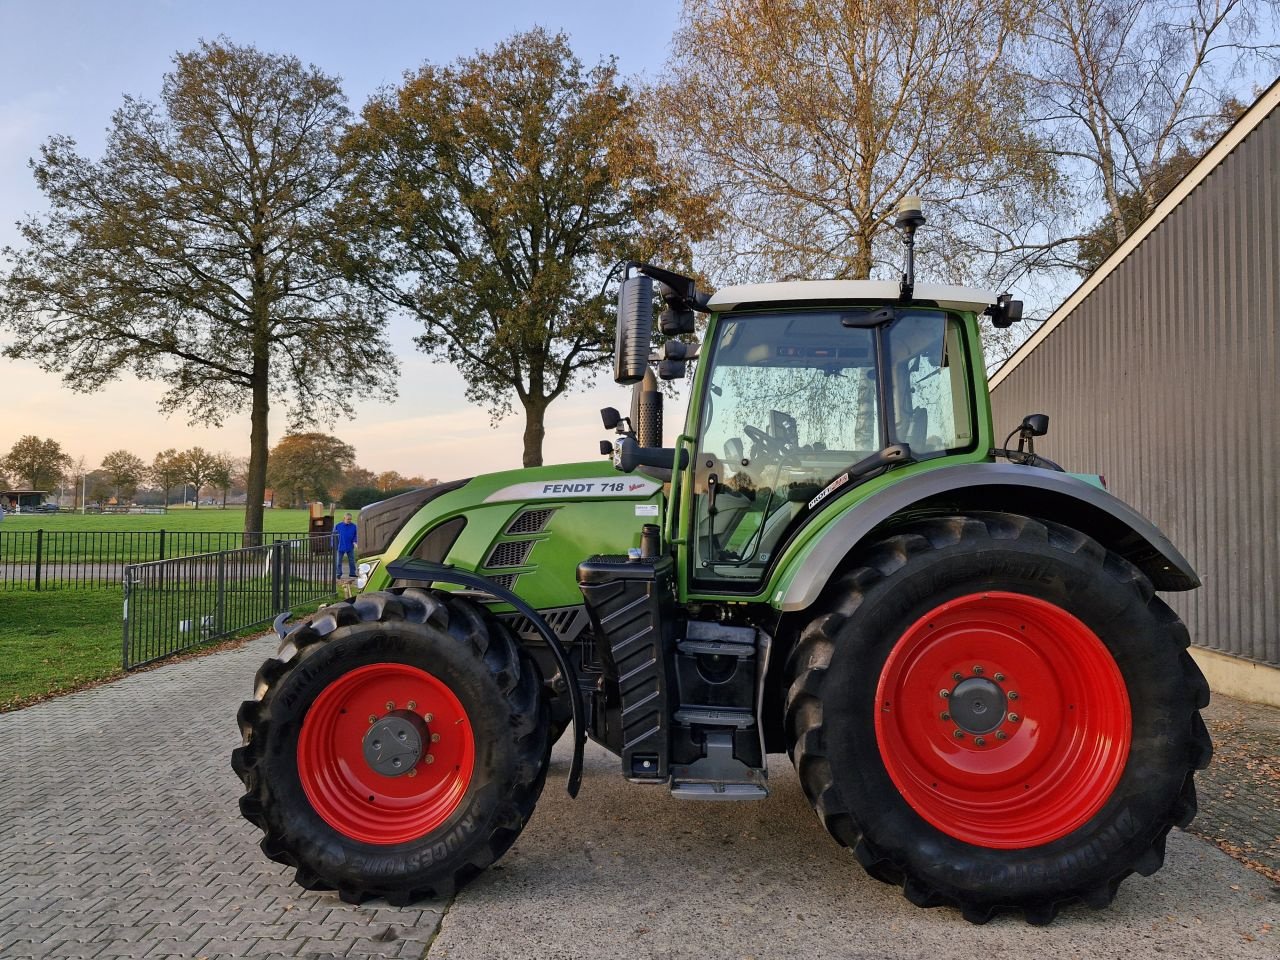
[691,308,973,587]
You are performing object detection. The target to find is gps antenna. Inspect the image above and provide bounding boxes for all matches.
[896,196,925,301]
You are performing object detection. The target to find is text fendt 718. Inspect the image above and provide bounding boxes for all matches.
[232,200,1210,924]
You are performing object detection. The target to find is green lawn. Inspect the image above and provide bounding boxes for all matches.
[0,589,124,710]
[1,507,311,532]
[1,586,336,711]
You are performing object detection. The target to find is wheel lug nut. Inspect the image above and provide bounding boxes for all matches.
[1008,691,1019,700]
[994,673,1005,682]
[408,700,417,710]
[407,768,417,778]
[397,731,407,740]
[425,713,434,723]
[939,690,950,699]
[385,700,395,711]
[975,737,986,746]
[368,714,377,724]
[972,665,984,675]
[392,757,401,767]
[952,672,963,681]
[425,754,435,764]
[953,729,965,739]
[430,733,441,742]
[1009,713,1020,722]
[996,731,1007,740]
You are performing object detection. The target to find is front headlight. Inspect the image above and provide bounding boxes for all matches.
[356,560,378,590]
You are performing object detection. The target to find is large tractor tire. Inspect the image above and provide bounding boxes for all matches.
[232,588,551,905]
[784,512,1211,924]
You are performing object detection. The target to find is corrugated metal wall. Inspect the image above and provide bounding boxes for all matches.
[990,106,1280,667]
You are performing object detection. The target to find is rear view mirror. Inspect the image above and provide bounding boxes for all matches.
[615,275,654,385]
[1021,413,1049,437]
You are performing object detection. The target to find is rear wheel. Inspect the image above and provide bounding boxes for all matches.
[232,588,550,904]
[784,513,1211,924]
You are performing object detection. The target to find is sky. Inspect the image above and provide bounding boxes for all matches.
[0,0,686,479]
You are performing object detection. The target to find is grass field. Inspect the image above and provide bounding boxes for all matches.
[0,589,124,710]
[1,507,312,532]
[2,586,336,711]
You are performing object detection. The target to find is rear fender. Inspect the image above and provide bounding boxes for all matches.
[775,462,1198,613]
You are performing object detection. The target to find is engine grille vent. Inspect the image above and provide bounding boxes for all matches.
[505,607,583,639]
[485,540,535,568]
[506,508,556,534]
[488,573,518,591]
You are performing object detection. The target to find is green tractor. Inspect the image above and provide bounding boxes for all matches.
[232,200,1210,924]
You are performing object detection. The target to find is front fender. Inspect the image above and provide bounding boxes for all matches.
[775,462,1198,612]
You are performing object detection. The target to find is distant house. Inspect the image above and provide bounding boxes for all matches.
[2,490,51,512]
[990,79,1280,706]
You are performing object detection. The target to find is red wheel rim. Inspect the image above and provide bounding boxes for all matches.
[874,591,1131,848]
[297,663,475,845]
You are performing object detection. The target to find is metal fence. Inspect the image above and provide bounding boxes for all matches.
[122,536,336,669]
[0,529,311,590]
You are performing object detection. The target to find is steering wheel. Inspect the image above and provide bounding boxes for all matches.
[743,424,782,461]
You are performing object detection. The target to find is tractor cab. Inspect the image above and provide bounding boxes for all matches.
[607,270,1008,598]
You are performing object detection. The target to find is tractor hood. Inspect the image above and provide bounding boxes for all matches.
[358,478,473,558]
[358,461,667,609]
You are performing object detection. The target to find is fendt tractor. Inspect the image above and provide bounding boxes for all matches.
[232,200,1211,924]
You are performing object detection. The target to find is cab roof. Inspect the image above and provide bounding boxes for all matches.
[707,280,999,314]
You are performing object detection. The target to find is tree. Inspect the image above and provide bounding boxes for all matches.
[343,28,714,466]
[662,0,1057,287]
[341,464,378,491]
[0,39,397,541]
[1,435,72,489]
[208,452,234,508]
[84,469,114,505]
[150,448,184,508]
[1071,99,1249,273]
[100,449,146,503]
[65,455,87,510]
[1031,0,1274,254]
[267,432,355,507]
[175,446,219,509]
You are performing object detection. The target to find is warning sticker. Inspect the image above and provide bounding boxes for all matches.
[635,503,660,517]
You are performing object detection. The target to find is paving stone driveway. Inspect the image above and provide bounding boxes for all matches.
[3,631,1277,960]
[0,634,445,959]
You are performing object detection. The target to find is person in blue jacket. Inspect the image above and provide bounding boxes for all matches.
[334,512,358,578]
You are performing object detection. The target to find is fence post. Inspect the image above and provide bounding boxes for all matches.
[122,565,133,670]
[159,529,166,562]
[34,529,43,592]
[281,541,292,612]
[215,551,226,638]
[270,542,282,613]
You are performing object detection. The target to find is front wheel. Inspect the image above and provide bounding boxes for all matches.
[232,588,551,904]
[785,513,1211,924]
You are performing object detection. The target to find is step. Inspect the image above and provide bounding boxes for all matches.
[669,731,769,801]
[673,707,755,729]
[684,620,757,645]
[677,638,756,658]
[670,779,768,800]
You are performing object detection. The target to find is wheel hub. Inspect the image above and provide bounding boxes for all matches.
[949,677,1006,735]
[362,710,429,777]
[875,591,1132,848]
[297,662,476,845]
